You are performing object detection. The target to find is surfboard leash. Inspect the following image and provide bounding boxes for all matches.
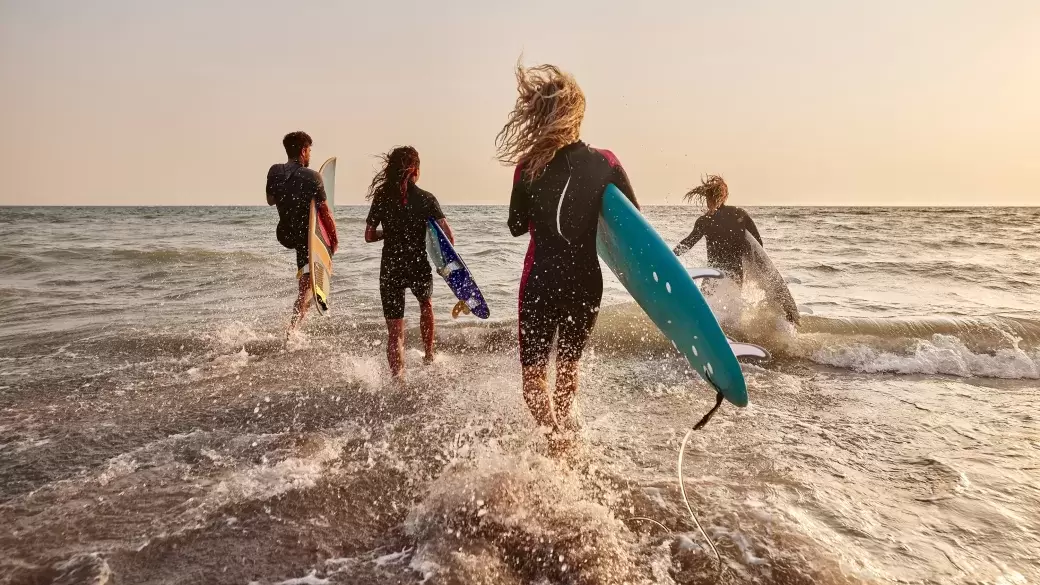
[624,393,726,577]
[678,393,726,578]
[693,391,725,430]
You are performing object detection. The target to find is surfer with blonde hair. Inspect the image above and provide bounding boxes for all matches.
[673,174,762,285]
[498,60,640,457]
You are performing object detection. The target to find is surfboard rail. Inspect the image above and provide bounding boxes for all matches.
[596,184,750,406]
[308,157,337,315]
[426,218,490,319]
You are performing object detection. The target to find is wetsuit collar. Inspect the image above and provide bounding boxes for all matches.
[561,140,586,153]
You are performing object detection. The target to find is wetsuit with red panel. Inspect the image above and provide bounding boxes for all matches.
[508,141,639,368]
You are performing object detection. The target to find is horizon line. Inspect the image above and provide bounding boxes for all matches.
[2,204,1038,209]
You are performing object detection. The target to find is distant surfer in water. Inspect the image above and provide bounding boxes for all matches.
[266,131,337,338]
[673,175,799,324]
[365,146,454,377]
[673,175,761,285]
[497,61,641,457]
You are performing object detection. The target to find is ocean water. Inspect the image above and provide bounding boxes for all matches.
[1,205,1038,585]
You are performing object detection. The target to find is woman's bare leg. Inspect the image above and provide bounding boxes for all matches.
[521,364,555,429]
[419,299,435,363]
[287,275,312,339]
[386,318,405,377]
[553,359,580,432]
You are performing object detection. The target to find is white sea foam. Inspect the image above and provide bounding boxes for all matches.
[812,334,1040,378]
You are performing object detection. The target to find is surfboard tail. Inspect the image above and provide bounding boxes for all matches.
[427,218,491,319]
[451,300,472,319]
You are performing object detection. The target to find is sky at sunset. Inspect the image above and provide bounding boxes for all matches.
[1,0,1038,206]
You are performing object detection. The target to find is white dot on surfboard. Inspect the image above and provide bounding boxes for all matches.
[705,363,714,376]
[652,272,658,282]
[666,282,672,293]
[691,345,698,357]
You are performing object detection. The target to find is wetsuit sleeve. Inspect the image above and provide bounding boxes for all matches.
[265,165,281,205]
[314,176,327,203]
[673,217,705,256]
[304,169,327,203]
[597,149,639,209]
[425,192,446,221]
[610,161,639,209]
[743,210,763,246]
[507,165,531,237]
[365,197,383,227]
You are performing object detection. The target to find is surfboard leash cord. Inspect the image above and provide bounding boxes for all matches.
[678,391,726,578]
[693,391,725,430]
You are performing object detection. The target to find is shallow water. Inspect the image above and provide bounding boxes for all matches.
[1,205,1038,584]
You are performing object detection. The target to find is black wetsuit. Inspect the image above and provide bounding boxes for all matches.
[266,161,326,270]
[366,182,445,319]
[508,141,639,368]
[673,205,762,282]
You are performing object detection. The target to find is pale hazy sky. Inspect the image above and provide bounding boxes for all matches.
[1,1,1038,206]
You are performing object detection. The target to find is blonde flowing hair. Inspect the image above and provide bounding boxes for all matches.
[684,175,729,214]
[495,59,586,182]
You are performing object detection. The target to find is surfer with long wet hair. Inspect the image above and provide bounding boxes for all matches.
[498,60,640,457]
[266,131,337,338]
[674,175,800,324]
[365,146,454,377]
[673,174,762,284]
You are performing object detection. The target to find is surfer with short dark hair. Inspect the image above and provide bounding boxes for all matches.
[497,60,640,458]
[266,131,336,337]
[673,174,762,284]
[364,146,454,377]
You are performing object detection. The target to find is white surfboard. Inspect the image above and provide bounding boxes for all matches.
[742,232,799,324]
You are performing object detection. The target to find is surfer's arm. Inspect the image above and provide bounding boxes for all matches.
[594,148,640,211]
[364,225,384,243]
[265,166,279,206]
[744,213,763,246]
[610,161,640,211]
[673,222,704,256]
[436,219,455,245]
[364,199,384,243]
[507,165,531,237]
[301,167,327,203]
[314,179,327,203]
[424,193,452,245]
[317,202,338,253]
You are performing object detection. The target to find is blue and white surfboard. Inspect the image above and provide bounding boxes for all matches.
[426,219,490,319]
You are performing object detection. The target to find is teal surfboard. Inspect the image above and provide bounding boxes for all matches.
[596,185,757,407]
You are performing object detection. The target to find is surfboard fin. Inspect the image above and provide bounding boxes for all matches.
[451,300,472,319]
[727,338,770,360]
[688,268,723,280]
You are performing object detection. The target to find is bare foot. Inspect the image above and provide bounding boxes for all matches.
[547,430,577,461]
[558,414,582,434]
[423,353,435,365]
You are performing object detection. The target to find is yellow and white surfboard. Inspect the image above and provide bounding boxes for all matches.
[308,157,336,315]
